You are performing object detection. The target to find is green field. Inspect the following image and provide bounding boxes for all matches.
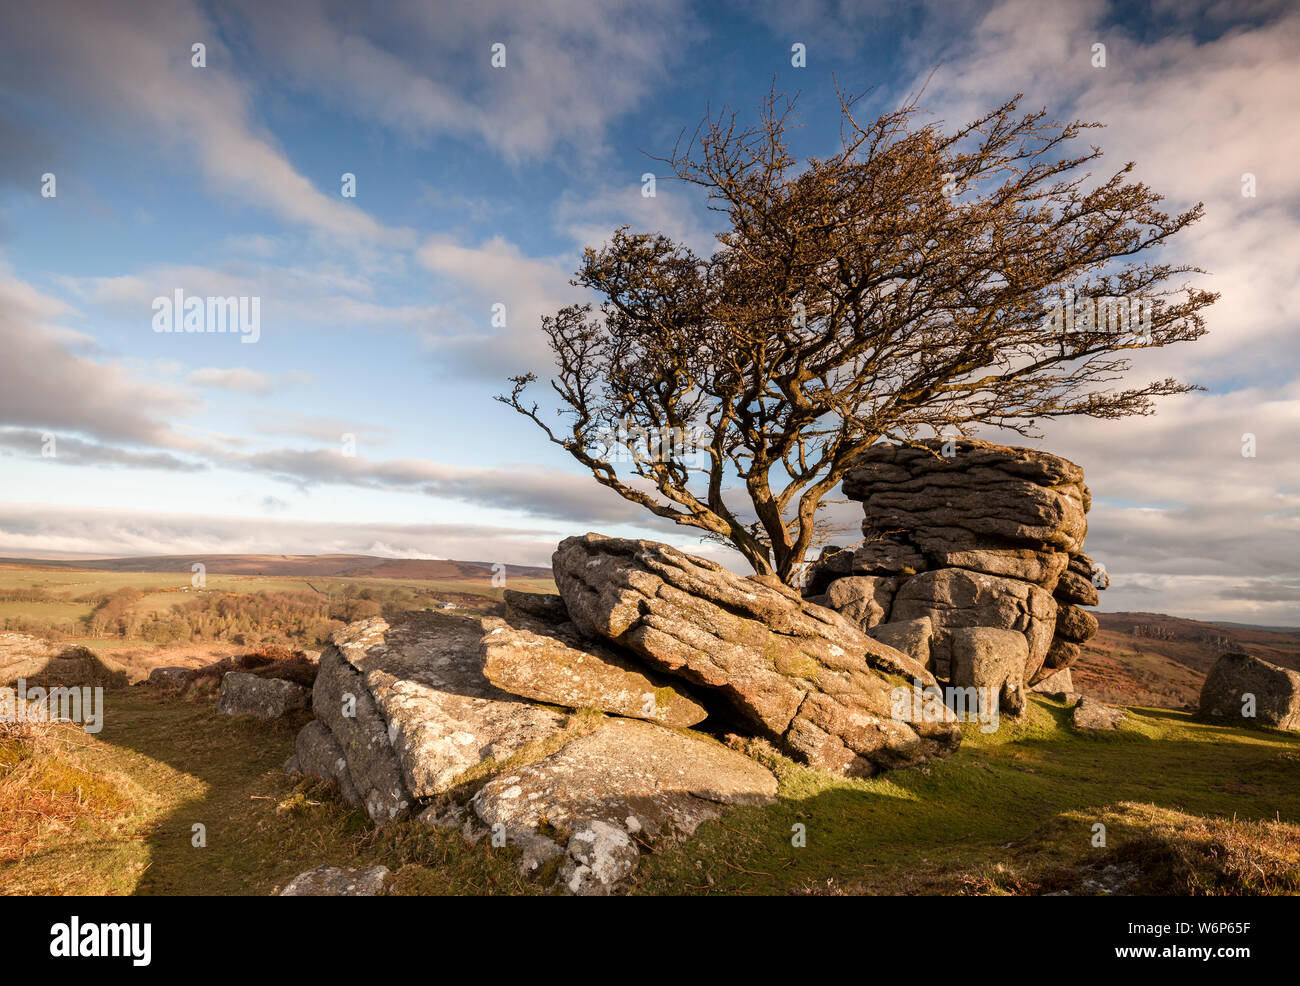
[2,692,1296,896]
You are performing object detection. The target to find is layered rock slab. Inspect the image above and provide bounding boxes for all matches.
[552,534,960,777]
[479,615,708,726]
[469,717,777,895]
[806,439,1106,706]
[842,438,1089,555]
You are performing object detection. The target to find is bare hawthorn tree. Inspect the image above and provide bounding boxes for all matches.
[500,88,1216,584]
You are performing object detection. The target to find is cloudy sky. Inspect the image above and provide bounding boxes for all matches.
[1,0,1297,625]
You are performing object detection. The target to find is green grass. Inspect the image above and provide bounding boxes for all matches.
[2,690,1297,896]
[0,600,95,622]
[629,699,1300,894]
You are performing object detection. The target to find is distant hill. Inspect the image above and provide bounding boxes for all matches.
[1076,611,1300,709]
[0,553,552,580]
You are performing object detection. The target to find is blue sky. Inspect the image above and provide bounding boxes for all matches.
[1,0,1298,624]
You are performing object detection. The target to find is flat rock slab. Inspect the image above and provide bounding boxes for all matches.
[279,865,391,896]
[1073,697,1125,731]
[470,717,777,895]
[553,534,960,777]
[217,672,309,719]
[480,616,708,726]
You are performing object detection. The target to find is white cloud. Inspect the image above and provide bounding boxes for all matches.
[416,234,584,376]
[188,367,274,395]
[0,268,198,449]
[222,0,697,161]
[0,0,407,244]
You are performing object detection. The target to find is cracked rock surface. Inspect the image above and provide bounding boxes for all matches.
[552,534,960,777]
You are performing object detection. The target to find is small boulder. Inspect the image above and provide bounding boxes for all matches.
[216,671,310,719]
[279,865,391,896]
[1039,637,1082,674]
[1030,667,1076,699]
[147,666,192,688]
[1053,569,1100,607]
[1199,652,1300,730]
[1073,696,1125,731]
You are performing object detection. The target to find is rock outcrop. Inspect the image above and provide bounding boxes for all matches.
[552,534,961,777]
[805,439,1107,706]
[310,612,567,824]
[290,532,968,893]
[290,608,782,894]
[1199,652,1300,730]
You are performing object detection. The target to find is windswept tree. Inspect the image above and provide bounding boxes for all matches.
[501,89,1216,585]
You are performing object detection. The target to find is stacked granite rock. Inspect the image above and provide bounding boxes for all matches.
[288,534,961,894]
[804,438,1107,712]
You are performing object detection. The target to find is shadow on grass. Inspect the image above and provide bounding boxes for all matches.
[89,688,535,896]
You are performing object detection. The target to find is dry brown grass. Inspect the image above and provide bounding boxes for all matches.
[949,801,1300,896]
[1110,802,1300,895]
[0,718,133,873]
